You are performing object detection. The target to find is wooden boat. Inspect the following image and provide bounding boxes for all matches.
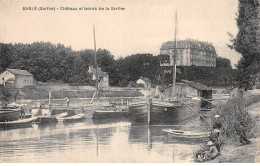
[0,107,21,122]
[0,116,35,128]
[34,116,58,124]
[60,113,85,123]
[129,14,204,124]
[129,99,200,124]
[55,112,68,118]
[33,108,71,124]
[163,129,210,141]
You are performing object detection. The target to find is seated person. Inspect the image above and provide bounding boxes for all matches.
[204,141,219,161]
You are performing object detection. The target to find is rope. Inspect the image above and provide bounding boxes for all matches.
[174,99,212,127]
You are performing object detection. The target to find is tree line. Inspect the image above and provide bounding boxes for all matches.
[0,42,237,87]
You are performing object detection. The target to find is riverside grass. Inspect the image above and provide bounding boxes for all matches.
[211,96,258,142]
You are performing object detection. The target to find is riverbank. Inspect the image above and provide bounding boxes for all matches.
[208,94,260,163]
[7,86,144,100]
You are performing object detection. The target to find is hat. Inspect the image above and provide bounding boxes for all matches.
[213,129,221,133]
[214,115,220,118]
[207,141,214,146]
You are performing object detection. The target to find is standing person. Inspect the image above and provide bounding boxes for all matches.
[213,114,222,129]
[65,97,70,108]
[210,129,221,152]
[20,106,25,117]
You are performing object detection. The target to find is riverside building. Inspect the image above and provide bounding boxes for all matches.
[160,39,217,67]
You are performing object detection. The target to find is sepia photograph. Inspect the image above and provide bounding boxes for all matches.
[0,0,259,163]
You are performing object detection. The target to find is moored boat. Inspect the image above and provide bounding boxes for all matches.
[163,129,210,141]
[129,98,200,124]
[92,109,130,119]
[34,116,58,124]
[0,107,21,122]
[0,116,35,128]
[61,113,85,123]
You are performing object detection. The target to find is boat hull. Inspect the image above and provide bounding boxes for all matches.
[34,116,58,124]
[129,100,200,124]
[163,129,210,141]
[0,108,21,122]
[82,105,130,119]
[0,117,34,128]
[61,114,85,123]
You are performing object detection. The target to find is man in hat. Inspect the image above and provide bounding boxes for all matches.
[210,129,221,152]
[213,114,222,129]
[204,141,219,160]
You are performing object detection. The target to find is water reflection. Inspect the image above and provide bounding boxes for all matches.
[0,117,208,163]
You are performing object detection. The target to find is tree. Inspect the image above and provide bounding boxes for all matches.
[0,43,12,72]
[216,56,232,68]
[228,0,260,89]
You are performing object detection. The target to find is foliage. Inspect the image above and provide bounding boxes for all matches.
[0,42,238,87]
[0,85,11,104]
[114,53,160,87]
[228,0,260,89]
[212,96,257,142]
[0,43,12,72]
[161,66,238,87]
[216,56,232,68]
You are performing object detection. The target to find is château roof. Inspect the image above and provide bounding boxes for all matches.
[160,39,216,52]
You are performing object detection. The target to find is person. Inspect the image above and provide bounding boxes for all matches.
[213,114,222,129]
[65,97,70,108]
[20,106,25,117]
[210,129,221,152]
[204,141,219,161]
[235,121,251,145]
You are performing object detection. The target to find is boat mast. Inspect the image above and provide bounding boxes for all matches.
[93,25,99,99]
[172,12,178,97]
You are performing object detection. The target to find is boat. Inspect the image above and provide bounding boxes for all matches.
[163,129,210,141]
[92,108,130,119]
[34,116,58,124]
[129,12,201,124]
[0,107,21,122]
[60,113,85,123]
[0,116,35,128]
[80,26,130,119]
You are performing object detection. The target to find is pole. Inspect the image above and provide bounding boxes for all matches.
[93,25,99,99]
[172,11,178,97]
[49,91,51,109]
[147,96,151,125]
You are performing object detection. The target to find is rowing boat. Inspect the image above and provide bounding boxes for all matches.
[163,129,210,140]
[59,113,85,123]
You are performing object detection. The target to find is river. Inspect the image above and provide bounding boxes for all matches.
[0,115,210,163]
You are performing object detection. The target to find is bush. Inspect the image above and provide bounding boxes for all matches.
[211,96,258,142]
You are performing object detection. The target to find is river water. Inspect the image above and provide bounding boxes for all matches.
[0,114,210,163]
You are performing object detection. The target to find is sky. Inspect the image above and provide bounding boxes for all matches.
[0,0,241,67]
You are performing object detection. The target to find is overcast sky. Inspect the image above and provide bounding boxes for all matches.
[0,0,241,67]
